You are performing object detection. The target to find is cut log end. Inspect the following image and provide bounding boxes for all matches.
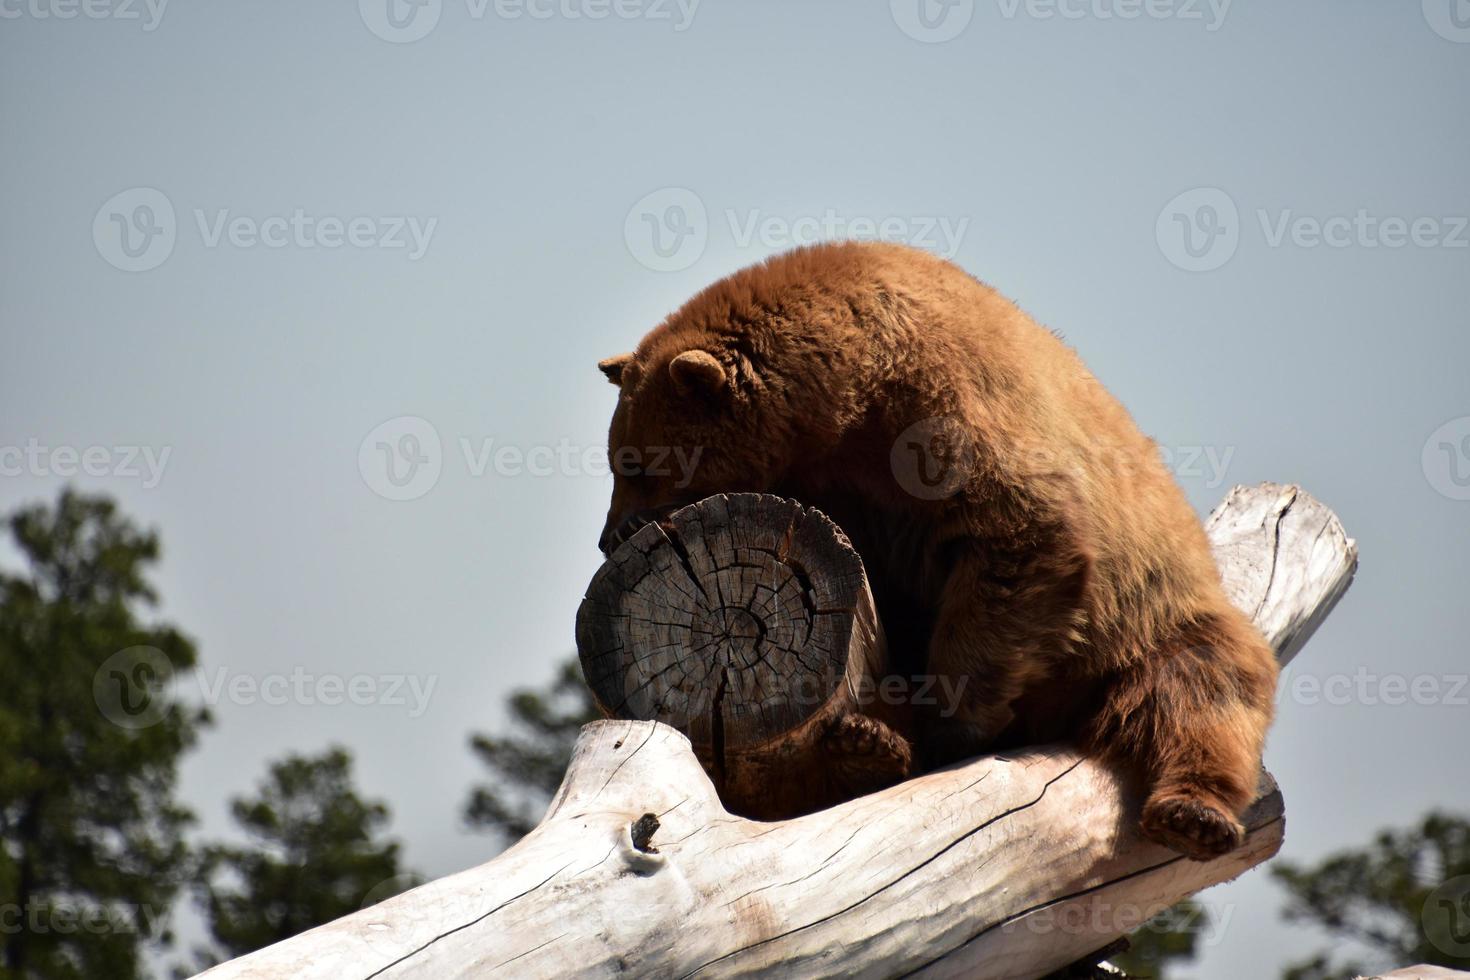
[576,493,889,816]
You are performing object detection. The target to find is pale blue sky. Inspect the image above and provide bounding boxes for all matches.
[3,1,1468,975]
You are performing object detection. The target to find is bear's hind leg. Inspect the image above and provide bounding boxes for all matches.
[1087,611,1278,861]
[919,522,1092,769]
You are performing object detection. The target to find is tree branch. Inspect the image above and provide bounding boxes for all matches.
[198,483,1357,980]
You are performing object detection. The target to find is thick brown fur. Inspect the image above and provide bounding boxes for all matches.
[596,241,1278,860]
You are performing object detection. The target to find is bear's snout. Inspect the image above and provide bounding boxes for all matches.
[599,506,677,556]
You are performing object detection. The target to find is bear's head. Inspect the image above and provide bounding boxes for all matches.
[595,338,803,556]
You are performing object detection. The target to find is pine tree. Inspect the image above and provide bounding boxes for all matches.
[0,489,208,979]
[1271,811,1470,979]
[463,657,599,845]
[196,747,411,963]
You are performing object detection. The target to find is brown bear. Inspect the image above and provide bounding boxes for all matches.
[595,241,1278,861]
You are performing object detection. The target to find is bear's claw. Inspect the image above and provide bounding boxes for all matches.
[823,714,912,781]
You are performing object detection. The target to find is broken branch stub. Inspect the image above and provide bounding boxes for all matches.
[576,493,889,817]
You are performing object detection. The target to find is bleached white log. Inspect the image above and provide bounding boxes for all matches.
[1206,483,1358,667]
[198,483,1356,980]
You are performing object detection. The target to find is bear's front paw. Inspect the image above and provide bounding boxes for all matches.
[1140,792,1246,861]
[823,714,912,781]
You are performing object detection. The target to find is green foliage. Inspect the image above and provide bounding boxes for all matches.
[196,747,410,961]
[463,657,599,844]
[1109,901,1208,978]
[0,489,208,980]
[1271,811,1470,979]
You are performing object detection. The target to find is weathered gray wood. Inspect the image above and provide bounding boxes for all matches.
[197,483,1357,980]
[576,494,896,817]
[1206,483,1358,667]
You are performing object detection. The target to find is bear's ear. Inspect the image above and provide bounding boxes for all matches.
[598,352,634,386]
[669,350,728,399]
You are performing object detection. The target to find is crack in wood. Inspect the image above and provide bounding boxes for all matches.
[897,811,1287,978]
[362,863,573,980]
[710,667,729,794]
[677,757,1087,978]
[1251,487,1295,624]
[490,934,567,973]
[593,723,659,802]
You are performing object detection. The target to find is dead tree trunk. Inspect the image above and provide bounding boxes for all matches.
[576,494,893,817]
[197,483,1357,980]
